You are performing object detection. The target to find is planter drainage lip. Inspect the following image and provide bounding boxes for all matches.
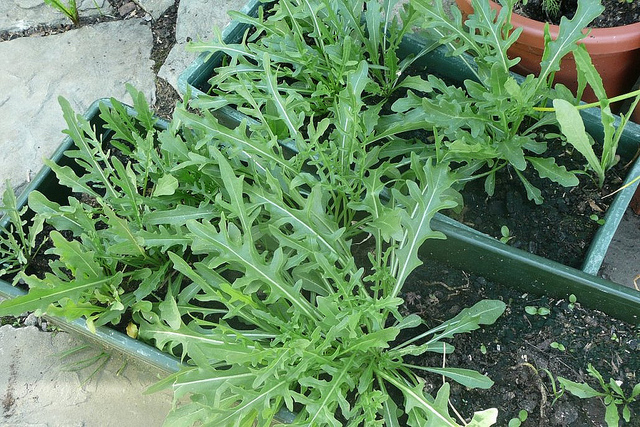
[0,98,298,424]
[177,2,640,280]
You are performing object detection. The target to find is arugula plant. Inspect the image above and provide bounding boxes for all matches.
[387,0,615,204]
[158,64,504,424]
[558,364,640,426]
[188,0,434,124]
[0,185,44,279]
[0,66,504,425]
[0,86,176,331]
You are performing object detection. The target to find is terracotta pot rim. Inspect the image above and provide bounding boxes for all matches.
[455,0,640,53]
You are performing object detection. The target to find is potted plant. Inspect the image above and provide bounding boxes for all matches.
[455,0,640,119]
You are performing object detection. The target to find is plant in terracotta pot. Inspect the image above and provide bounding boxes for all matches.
[455,0,640,119]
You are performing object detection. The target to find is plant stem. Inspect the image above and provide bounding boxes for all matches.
[534,88,640,112]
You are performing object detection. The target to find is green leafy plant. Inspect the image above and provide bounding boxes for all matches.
[589,213,605,225]
[188,0,433,122]
[0,74,504,425]
[525,305,550,316]
[507,409,528,427]
[550,341,565,351]
[558,363,640,426]
[0,185,44,279]
[541,0,561,16]
[549,57,640,188]
[499,225,514,244]
[391,0,631,204]
[44,0,79,25]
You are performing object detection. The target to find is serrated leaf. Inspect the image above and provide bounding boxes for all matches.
[397,75,433,93]
[48,230,102,279]
[419,367,494,389]
[558,377,605,398]
[139,315,256,366]
[101,204,146,257]
[527,156,579,187]
[537,0,604,87]
[186,219,317,321]
[0,272,122,317]
[380,373,458,426]
[430,299,506,343]
[497,139,526,171]
[391,158,459,296]
[514,169,543,205]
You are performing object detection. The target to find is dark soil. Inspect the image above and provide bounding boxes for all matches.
[515,0,640,27]
[452,150,629,268]
[401,260,640,426]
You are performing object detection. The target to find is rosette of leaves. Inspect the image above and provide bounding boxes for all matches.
[383,0,620,203]
[141,62,504,426]
[0,67,504,424]
[189,0,433,124]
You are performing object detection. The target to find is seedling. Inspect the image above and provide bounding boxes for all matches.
[480,343,487,355]
[589,214,605,226]
[507,409,528,427]
[525,306,551,316]
[541,0,561,16]
[550,341,566,351]
[499,225,515,244]
[567,294,577,310]
[0,184,45,279]
[558,364,640,427]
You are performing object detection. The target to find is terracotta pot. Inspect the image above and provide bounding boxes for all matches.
[455,0,640,116]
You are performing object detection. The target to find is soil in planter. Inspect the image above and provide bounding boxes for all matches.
[514,0,640,27]
[401,260,640,426]
[450,147,630,269]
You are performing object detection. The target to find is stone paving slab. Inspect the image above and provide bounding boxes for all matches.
[0,18,155,195]
[0,0,112,33]
[134,0,174,21]
[159,0,246,92]
[0,324,173,426]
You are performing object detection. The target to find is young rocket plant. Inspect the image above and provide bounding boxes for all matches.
[387,0,624,203]
[558,364,640,426]
[0,74,504,427]
[188,0,432,123]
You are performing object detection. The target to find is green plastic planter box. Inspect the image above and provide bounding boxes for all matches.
[176,0,640,322]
